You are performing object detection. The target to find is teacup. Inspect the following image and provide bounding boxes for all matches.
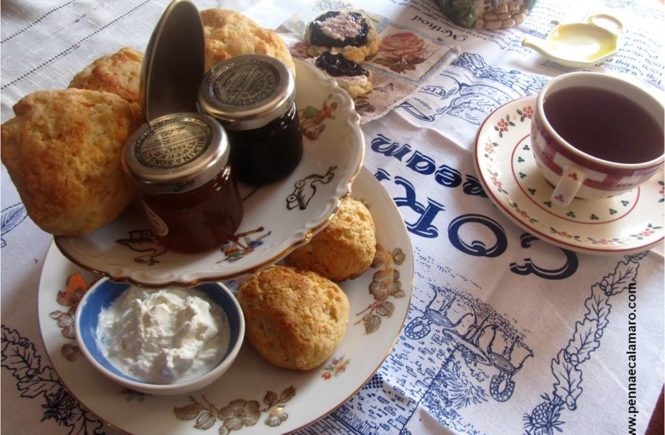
[531,72,664,207]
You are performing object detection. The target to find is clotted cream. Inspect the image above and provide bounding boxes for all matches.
[97,287,229,384]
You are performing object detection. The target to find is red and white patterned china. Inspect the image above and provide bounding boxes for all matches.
[475,96,664,255]
[531,72,663,207]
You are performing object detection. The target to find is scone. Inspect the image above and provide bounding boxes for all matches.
[305,10,379,64]
[1,89,137,236]
[238,266,350,370]
[69,47,143,113]
[286,197,376,281]
[201,8,296,74]
[314,52,372,97]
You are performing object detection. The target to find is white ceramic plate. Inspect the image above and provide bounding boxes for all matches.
[474,96,664,255]
[54,59,364,287]
[38,168,414,434]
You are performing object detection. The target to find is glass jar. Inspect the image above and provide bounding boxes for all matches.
[123,113,243,253]
[198,54,303,185]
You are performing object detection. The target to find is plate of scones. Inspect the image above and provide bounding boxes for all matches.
[2,5,366,287]
[304,9,379,98]
[38,168,414,434]
[7,2,415,433]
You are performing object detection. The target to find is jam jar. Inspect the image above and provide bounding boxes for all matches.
[198,54,303,185]
[123,113,243,253]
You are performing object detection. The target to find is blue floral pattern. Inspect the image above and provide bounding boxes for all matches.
[523,252,647,434]
[1,325,104,434]
[1,203,27,248]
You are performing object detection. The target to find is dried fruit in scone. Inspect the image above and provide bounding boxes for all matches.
[1,89,137,236]
[286,196,376,281]
[69,47,143,118]
[237,265,350,371]
[314,52,372,97]
[305,10,379,63]
[201,8,296,74]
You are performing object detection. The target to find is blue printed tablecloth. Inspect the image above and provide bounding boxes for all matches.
[2,0,663,434]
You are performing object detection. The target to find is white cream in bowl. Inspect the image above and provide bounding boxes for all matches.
[97,287,230,384]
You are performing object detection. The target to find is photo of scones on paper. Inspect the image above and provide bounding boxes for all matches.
[305,10,379,64]
[313,52,373,97]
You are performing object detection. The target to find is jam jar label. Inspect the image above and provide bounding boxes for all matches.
[136,116,212,169]
[142,203,169,237]
[212,60,279,107]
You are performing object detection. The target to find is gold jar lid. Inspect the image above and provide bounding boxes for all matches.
[198,55,295,131]
[123,113,229,194]
[141,0,205,121]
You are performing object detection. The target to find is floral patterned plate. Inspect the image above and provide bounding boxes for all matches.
[38,168,414,435]
[54,59,364,287]
[474,96,664,255]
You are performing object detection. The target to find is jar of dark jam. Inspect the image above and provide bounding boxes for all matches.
[198,54,303,185]
[122,113,243,253]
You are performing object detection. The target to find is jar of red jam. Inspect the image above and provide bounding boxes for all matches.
[198,55,303,185]
[122,113,242,253]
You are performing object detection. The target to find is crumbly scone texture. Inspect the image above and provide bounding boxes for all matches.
[201,8,296,74]
[286,197,376,281]
[1,89,137,236]
[305,18,379,64]
[238,265,350,371]
[69,47,143,107]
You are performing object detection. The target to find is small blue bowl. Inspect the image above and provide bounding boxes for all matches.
[75,278,244,395]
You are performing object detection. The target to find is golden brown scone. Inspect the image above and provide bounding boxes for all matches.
[238,266,349,371]
[201,9,295,74]
[1,89,137,236]
[305,11,379,64]
[286,197,376,281]
[69,48,143,116]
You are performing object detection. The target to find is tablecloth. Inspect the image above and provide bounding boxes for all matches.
[2,0,663,434]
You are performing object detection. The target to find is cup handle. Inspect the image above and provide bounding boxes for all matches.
[551,166,585,207]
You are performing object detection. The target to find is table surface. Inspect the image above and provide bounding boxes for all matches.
[2,0,664,434]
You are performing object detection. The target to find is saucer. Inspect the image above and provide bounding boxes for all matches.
[474,96,664,255]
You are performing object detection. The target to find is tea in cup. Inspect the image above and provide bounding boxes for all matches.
[531,72,664,207]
